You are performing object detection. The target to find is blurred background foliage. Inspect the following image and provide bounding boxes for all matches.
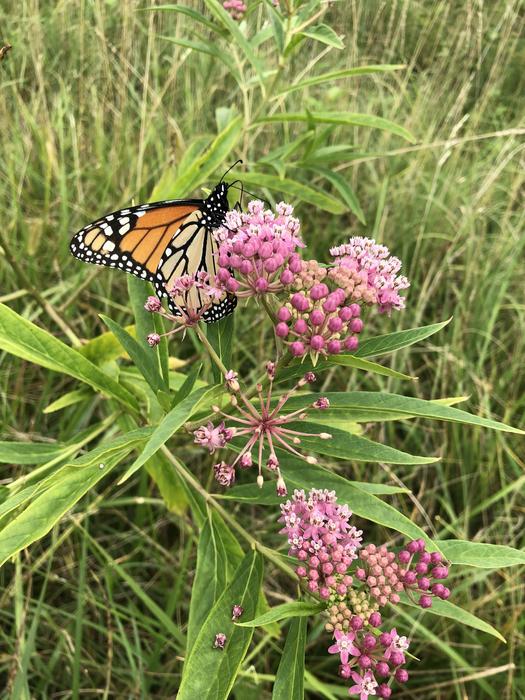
[0,0,524,697]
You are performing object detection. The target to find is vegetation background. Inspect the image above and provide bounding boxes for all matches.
[0,0,524,697]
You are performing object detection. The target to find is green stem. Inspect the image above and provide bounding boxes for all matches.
[194,323,229,377]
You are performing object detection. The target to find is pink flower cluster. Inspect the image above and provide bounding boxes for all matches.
[329,625,410,699]
[223,0,246,20]
[279,489,363,600]
[331,237,410,314]
[193,365,332,494]
[144,272,224,346]
[275,281,363,360]
[213,201,304,298]
[397,538,450,607]
[279,490,452,699]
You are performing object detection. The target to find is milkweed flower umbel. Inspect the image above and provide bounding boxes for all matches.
[279,489,363,599]
[213,201,304,299]
[331,237,410,314]
[223,0,246,20]
[192,365,332,494]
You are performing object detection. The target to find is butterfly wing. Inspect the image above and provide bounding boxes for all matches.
[154,209,237,322]
[70,200,202,282]
[70,196,237,322]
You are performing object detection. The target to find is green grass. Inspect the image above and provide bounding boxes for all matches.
[1,1,524,697]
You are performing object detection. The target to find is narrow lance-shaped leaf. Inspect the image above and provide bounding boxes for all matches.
[119,385,221,483]
[178,549,263,700]
[356,319,451,358]
[400,593,506,643]
[274,64,405,97]
[0,429,151,567]
[237,601,324,627]
[283,394,523,434]
[187,516,235,653]
[437,540,525,569]
[0,303,138,411]
[272,617,308,700]
[231,170,347,214]
[255,111,415,142]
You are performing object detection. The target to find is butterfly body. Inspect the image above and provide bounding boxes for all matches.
[70,182,236,322]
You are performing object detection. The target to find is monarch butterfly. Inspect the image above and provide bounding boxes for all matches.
[69,176,238,323]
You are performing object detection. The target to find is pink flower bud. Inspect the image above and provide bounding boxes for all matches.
[378,685,392,698]
[310,335,325,351]
[339,664,352,679]
[327,339,341,354]
[255,277,269,293]
[310,283,329,300]
[277,306,292,322]
[276,322,289,338]
[328,316,343,332]
[310,309,325,326]
[350,318,364,333]
[398,550,410,564]
[288,254,302,273]
[240,260,253,274]
[376,662,390,677]
[369,612,382,627]
[430,551,442,564]
[350,616,364,631]
[147,333,161,347]
[226,278,240,293]
[294,318,308,334]
[280,269,294,285]
[339,306,353,322]
[358,654,372,669]
[344,336,358,351]
[418,577,431,590]
[291,293,309,312]
[349,303,361,316]
[290,341,305,357]
[419,594,432,608]
[431,566,449,580]
[296,566,307,578]
[390,651,405,666]
[363,633,376,650]
[217,267,231,282]
[395,669,409,683]
[319,587,330,599]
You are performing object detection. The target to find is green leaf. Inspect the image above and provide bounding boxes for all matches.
[206,314,235,384]
[283,393,523,434]
[101,315,164,395]
[356,319,451,358]
[300,23,344,49]
[171,115,243,195]
[437,540,525,568]
[290,422,437,464]
[77,324,136,364]
[187,515,236,653]
[400,594,505,643]
[232,171,346,214]
[279,459,439,547]
[275,354,413,384]
[172,362,203,407]
[159,36,240,83]
[237,601,324,627]
[274,65,405,97]
[145,4,222,33]
[273,617,307,700]
[203,0,265,85]
[310,167,366,223]
[145,452,187,516]
[178,549,263,700]
[43,389,90,414]
[0,441,67,465]
[0,430,150,567]
[0,303,138,411]
[119,385,220,483]
[255,111,415,142]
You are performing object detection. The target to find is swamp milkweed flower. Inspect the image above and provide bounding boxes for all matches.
[144,272,224,345]
[223,0,247,20]
[192,364,331,494]
[279,489,451,698]
[213,200,304,299]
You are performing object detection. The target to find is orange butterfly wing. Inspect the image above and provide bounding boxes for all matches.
[70,200,202,283]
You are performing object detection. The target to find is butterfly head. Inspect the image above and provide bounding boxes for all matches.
[203,181,233,228]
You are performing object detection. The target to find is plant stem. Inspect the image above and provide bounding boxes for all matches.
[194,323,229,377]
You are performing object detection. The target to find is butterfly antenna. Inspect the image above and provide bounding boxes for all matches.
[228,182,269,207]
[220,159,243,182]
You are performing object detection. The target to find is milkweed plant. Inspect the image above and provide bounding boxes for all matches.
[0,1,523,698]
[130,198,517,698]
